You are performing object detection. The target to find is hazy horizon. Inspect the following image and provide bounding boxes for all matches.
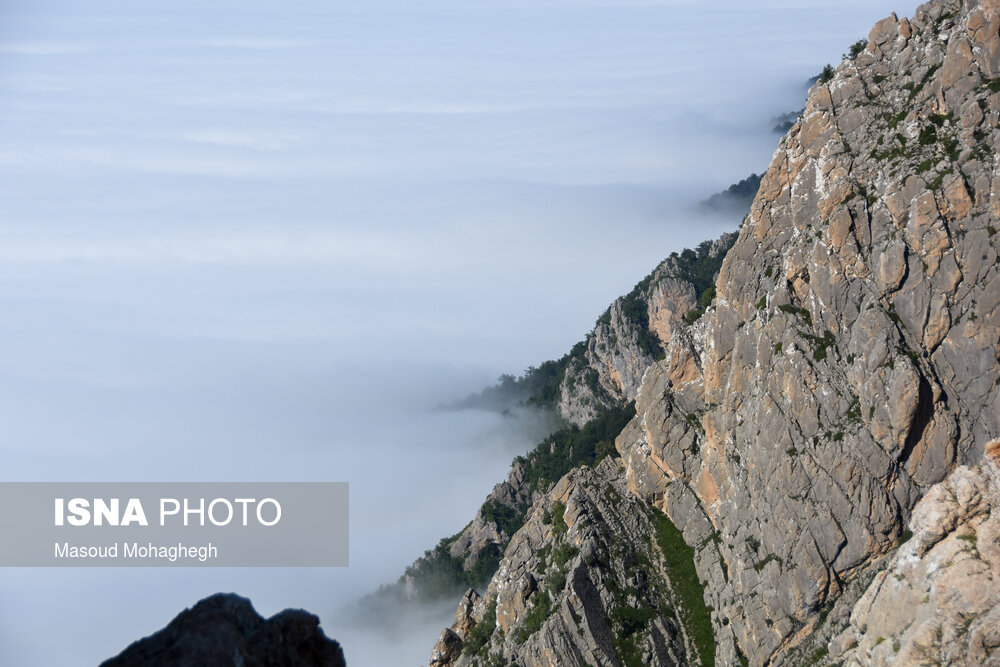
[0,1,918,665]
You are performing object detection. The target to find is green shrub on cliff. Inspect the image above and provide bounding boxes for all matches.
[513,591,553,643]
[517,402,636,496]
[462,600,497,656]
[846,38,868,60]
[652,511,715,667]
[455,234,737,412]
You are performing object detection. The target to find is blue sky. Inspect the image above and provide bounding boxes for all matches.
[0,1,917,664]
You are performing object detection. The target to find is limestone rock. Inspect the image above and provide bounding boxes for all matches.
[557,233,734,426]
[612,0,1000,662]
[429,1,1000,665]
[833,443,1000,666]
[389,236,736,608]
[430,629,463,667]
[450,589,482,639]
[429,459,694,667]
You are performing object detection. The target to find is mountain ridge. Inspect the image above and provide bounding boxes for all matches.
[360,231,740,615]
[428,0,1000,664]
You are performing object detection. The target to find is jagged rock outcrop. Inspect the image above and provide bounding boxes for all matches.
[436,236,737,582]
[430,458,698,667]
[374,405,635,612]
[447,460,532,565]
[100,593,346,667]
[829,439,1000,666]
[432,0,1000,665]
[448,233,736,428]
[558,233,735,425]
[391,460,533,605]
[379,235,738,608]
[431,590,483,667]
[615,0,1000,663]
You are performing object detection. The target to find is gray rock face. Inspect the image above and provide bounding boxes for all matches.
[831,440,1000,666]
[100,593,346,667]
[384,235,737,607]
[431,590,482,667]
[431,1,1000,665]
[557,234,734,426]
[430,459,694,667]
[616,0,1000,663]
[448,460,532,566]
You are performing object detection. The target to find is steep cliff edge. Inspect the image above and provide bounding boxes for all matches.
[558,234,735,426]
[617,0,999,663]
[430,459,701,667]
[451,234,735,427]
[432,0,1000,665]
[370,235,735,609]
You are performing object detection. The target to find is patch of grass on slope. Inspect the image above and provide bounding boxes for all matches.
[652,511,715,666]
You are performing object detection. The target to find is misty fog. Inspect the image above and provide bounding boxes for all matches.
[0,0,917,665]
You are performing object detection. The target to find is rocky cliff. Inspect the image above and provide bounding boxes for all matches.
[558,233,735,426]
[451,233,735,427]
[831,439,1000,665]
[370,236,736,609]
[430,458,700,667]
[369,404,637,610]
[100,593,346,667]
[431,0,1000,664]
[617,0,999,661]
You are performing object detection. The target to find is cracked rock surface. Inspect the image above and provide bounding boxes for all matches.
[431,1,1000,665]
[833,439,1000,666]
[432,459,693,667]
[616,0,1000,662]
